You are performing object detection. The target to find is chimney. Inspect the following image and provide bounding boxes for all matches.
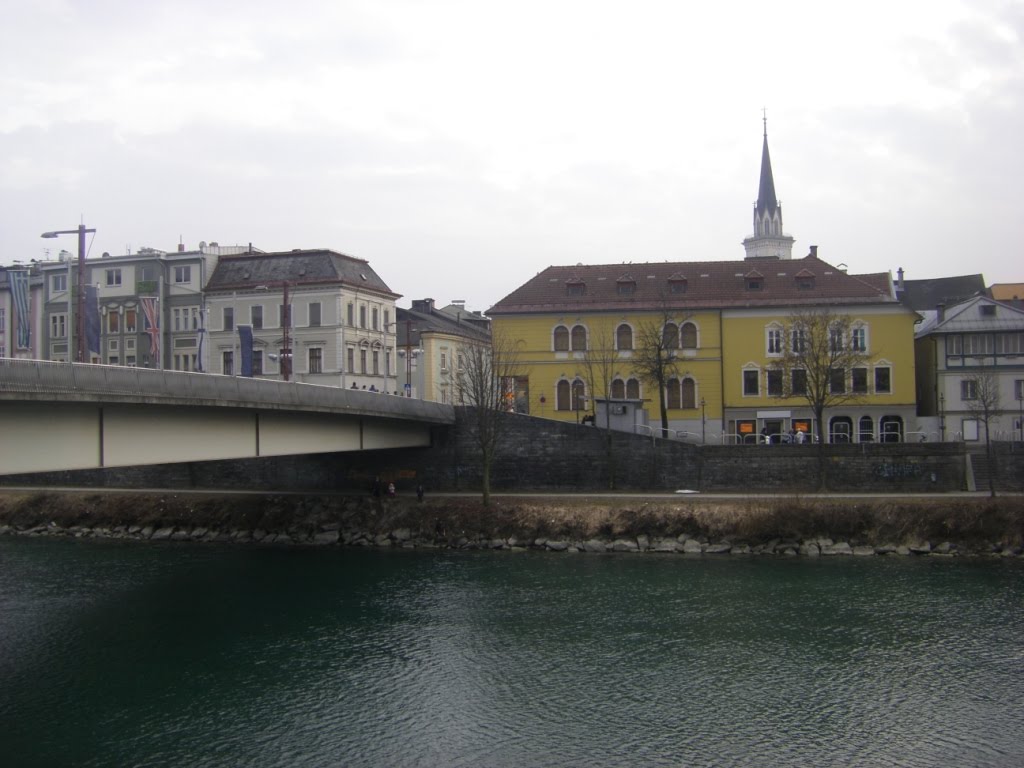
[808,245,818,258]
[896,267,904,292]
[411,298,435,313]
[178,243,185,252]
[937,303,945,322]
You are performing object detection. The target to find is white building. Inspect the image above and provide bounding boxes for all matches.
[204,249,400,389]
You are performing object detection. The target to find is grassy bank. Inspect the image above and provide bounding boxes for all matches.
[1,491,1023,555]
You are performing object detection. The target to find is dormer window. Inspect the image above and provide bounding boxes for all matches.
[668,273,687,294]
[566,278,585,297]
[795,269,815,290]
[745,269,763,291]
[616,275,636,296]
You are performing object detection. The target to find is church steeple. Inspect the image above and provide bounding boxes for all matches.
[743,115,795,260]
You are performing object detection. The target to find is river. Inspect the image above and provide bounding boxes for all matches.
[1,537,1022,767]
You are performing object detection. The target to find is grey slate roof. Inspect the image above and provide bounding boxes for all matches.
[205,249,398,297]
[915,295,1024,337]
[898,274,985,311]
[396,304,491,347]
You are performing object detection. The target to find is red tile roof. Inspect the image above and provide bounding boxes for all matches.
[488,256,896,315]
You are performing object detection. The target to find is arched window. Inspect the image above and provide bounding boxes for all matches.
[663,323,678,350]
[667,378,681,409]
[681,378,696,409]
[880,415,903,443]
[680,322,697,350]
[556,379,571,411]
[553,325,569,351]
[611,379,625,399]
[829,416,853,443]
[571,379,586,411]
[626,378,640,399]
[616,324,633,350]
[859,416,874,442]
[571,325,587,351]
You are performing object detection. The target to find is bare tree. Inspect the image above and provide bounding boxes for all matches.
[581,325,619,489]
[964,368,1002,498]
[633,308,685,438]
[769,307,870,490]
[455,331,521,506]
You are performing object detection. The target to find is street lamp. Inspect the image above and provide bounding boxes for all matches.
[41,224,95,363]
[700,397,707,444]
[255,282,291,381]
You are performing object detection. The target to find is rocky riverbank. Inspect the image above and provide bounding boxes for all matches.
[3,490,1024,558]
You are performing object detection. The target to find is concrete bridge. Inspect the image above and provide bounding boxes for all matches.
[0,360,454,475]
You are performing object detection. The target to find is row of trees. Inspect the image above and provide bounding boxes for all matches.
[456,306,1009,499]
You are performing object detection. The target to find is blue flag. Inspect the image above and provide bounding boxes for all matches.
[85,285,101,356]
[238,324,254,376]
[10,270,30,350]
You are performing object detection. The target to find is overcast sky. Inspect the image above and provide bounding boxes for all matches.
[1,0,1020,310]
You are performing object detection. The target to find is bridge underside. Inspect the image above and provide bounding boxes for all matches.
[0,402,434,475]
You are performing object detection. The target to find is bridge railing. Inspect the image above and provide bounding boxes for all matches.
[0,359,454,422]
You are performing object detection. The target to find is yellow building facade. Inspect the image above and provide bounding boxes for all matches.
[489,255,920,443]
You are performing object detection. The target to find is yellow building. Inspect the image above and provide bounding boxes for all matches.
[488,253,919,443]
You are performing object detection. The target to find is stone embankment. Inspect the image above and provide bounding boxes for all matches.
[2,491,1023,558]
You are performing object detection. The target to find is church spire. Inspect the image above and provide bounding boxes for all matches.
[743,114,794,260]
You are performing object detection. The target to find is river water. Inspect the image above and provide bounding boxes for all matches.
[2,537,1022,768]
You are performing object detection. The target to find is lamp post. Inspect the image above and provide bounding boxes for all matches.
[939,391,946,442]
[700,397,706,444]
[41,224,95,363]
[254,282,291,381]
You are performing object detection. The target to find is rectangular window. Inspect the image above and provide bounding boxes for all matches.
[743,369,759,396]
[173,307,183,332]
[50,314,67,339]
[829,368,846,394]
[458,353,465,370]
[347,347,355,373]
[223,307,234,331]
[309,302,321,327]
[792,369,807,396]
[767,328,783,355]
[440,352,448,371]
[279,302,291,328]
[360,348,367,374]
[963,334,994,356]
[253,351,263,375]
[617,282,635,296]
[309,348,323,374]
[961,379,978,400]
[174,265,191,284]
[126,356,136,366]
[190,307,199,330]
[1015,379,1024,400]
[359,305,367,328]
[125,309,137,333]
[980,304,996,317]
[107,311,120,333]
[223,350,234,376]
[851,327,867,352]
[996,332,1023,355]
[874,367,892,394]
[829,328,844,353]
[347,303,354,326]
[383,309,390,328]
[52,274,67,292]
[567,283,585,296]
[372,350,380,375]
[108,355,119,365]
[106,269,122,287]
[372,307,379,330]
[767,369,783,396]
[791,329,805,354]
[946,336,962,356]
[251,305,263,330]
[852,367,868,394]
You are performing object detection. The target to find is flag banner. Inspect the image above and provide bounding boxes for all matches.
[11,270,30,350]
[238,324,254,377]
[85,285,101,356]
[141,296,160,359]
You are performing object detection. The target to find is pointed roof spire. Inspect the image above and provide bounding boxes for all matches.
[756,112,779,216]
